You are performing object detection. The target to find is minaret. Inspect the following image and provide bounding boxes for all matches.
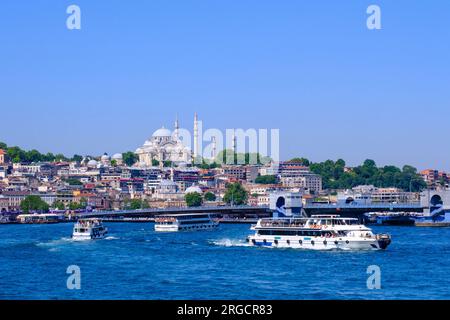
[232,132,236,154]
[193,113,199,158]
[174,114,179,140]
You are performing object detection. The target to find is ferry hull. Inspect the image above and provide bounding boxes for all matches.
[155,223,219,232]
[72,230,108,241]
[247,235,390,251]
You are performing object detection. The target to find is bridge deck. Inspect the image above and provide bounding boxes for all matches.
[78,203,424,219]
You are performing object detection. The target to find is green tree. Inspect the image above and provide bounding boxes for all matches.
[223,182,248,205]
[54,153,67,162]
[79,197,88,209]
[72,154,83,163]
[0,141,7,150]
[25,149,42,163]
[163,160,173,167]
[204,192,216,202]
[128,199,148,210]
[53,201,66,210]
[255,175,278,184]
[185,192,203,207]
[290,157,310,166]
[65,178,83,186]
[69,202,80,210]
[111,159,117,167]
[152,159,160,166]
[20,196,49,213]
[7,146,26,163]
[123,152,138,167]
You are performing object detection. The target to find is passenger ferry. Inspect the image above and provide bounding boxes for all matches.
[72,219,108,240]
[154,214,219,232]
[247,215,391,250]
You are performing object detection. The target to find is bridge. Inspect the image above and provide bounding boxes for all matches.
[78,205,272,219]
[77,202,423,220]
[303,202,423,217]
[73,190,450,221]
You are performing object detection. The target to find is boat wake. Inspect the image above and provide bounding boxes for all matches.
[210,238,251,247]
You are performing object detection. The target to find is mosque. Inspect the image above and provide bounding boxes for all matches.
[135,114,200,167]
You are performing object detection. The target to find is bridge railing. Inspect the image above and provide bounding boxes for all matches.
[304,202,422,209]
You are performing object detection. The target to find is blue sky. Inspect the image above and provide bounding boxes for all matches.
[0,1,449,170]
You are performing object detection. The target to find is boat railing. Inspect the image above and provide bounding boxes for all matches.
[259,219,307,228]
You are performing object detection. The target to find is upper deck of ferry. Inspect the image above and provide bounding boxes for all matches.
[257,215,363,229]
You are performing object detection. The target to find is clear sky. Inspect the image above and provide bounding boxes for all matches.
[0,1,449,170]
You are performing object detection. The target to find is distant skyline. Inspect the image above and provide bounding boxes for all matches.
[1,1,449,171]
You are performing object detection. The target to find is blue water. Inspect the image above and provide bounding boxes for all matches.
[0,223,449,300]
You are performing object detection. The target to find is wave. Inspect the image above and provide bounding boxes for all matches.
[210,238,251,247]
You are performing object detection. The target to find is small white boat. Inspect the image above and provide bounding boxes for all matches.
[154,214,219,232]
[72,218,108,240]
[247,215,391,250]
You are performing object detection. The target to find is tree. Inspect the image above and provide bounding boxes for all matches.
[310,158,426,191]
[110,159,117,167]
[255,175,278,184]
[127,199,147,210]
[65,178,83,186]
[0,141,7,150]
[290,157,310,166]
[204,192,216,202]
[223,182,248,205]
[79,197,88,209]
[122,152,138,167]
[185,192,203,207]
[163,160,173,167]
[20,196,49,213]
[72,154,83,163]
[53,201,66,210]
[55,153,67,162]
[69,202,80,210]
[152,159,160,167]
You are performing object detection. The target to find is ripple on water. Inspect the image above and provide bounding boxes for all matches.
[1,223,450,299]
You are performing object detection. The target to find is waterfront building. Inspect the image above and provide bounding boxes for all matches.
[0,191,30,211]
[0,195,9,212]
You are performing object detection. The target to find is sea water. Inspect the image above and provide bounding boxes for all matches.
[0,223,449,300]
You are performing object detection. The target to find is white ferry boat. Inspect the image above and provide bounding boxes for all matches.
[154,214,219,232]
[72,219,108,240]
[247,215,391,250]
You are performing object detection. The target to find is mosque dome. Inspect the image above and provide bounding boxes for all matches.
[101,153,110,161]
[185,185,203,194]
[112,153,123,160]
[152,127,172,138]
[87,160,98,167]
